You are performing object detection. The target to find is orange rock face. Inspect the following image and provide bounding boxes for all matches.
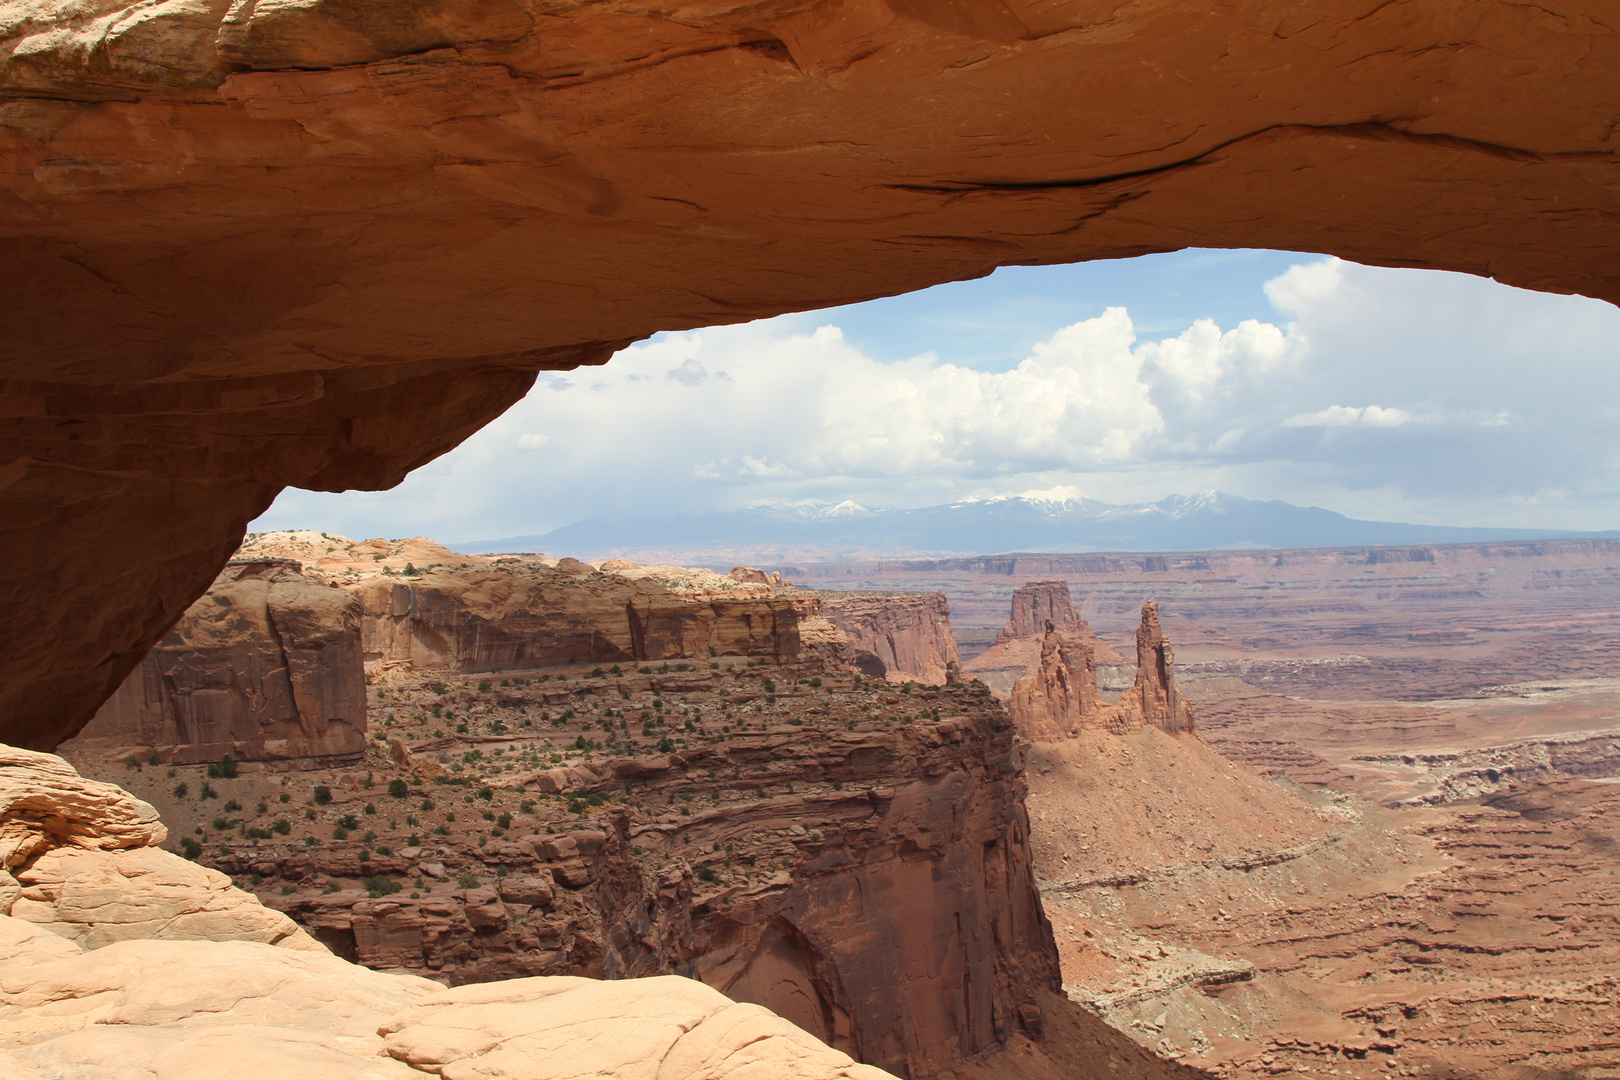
[1006,600,1194,742]
[4,0,1619,749]
[67,559,368,765]
[354,568,803,670]
[1007,621,1098,741]
[818,593,961,684]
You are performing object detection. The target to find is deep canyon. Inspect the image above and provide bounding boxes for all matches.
[3,1,1618,1076]
[17,532,1618,1079]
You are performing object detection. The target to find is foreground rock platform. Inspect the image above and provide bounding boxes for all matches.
[3,0,1618,751]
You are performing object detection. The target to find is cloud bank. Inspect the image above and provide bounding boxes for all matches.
[256,257,1620,542]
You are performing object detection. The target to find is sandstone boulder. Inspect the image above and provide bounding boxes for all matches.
[0,744,318,953]
[10,845,320,952]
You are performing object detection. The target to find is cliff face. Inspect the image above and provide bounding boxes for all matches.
[68,560,367,764]
[354,566,802,670]
[0,745,901,1080]
[1006,622,1098,741]
[57,538,1060,1077]
[818,594,960,684]
[148,667,1059,1079]
[996,581,1086,644]
[5,0,1616,752]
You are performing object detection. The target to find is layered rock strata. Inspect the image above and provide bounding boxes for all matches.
[353,567,803,670]
[234,532,806,670]
[996,580,1089,645]
[818,593,960,684]
[69,558,367,765]
[0,745,897,1080]
[140,667,1063,1079]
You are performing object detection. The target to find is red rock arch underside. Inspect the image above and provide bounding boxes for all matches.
[2,0,1617,749]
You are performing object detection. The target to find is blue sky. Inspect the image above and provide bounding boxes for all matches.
[254,250,1620,544]
[810,249,1312,369]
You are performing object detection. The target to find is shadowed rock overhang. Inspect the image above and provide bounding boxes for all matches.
[2,0,1617,749]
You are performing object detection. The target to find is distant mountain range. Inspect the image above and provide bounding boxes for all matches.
[450,492,1618,564]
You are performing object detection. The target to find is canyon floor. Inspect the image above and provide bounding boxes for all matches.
[949,543,1620,1080]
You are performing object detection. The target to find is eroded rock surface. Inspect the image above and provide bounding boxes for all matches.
[4,0,1618,751]
[995,593,1195,742]
[0,738,904,1080]
[0,744,315,951]
[818,593,960,683]
[104,664,1062,1078]
[71,558,368,765]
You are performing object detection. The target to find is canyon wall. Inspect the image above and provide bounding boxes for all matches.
[60,536,1058,1077]
[68,560,367,765]
[177,670,1059,1079]
[0,745,901,1080]
[818,594,960,684]
[4,0,1618,751]
[354,567,803,670]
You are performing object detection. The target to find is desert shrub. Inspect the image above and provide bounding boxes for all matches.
[179,836,202,859]
[332,827,348,840]
[172,782,188,798]
[206,755,237,779]
[476,786,493,802]
[363,875,401,898]
[272,819,291,835]
[697,867,717,883]
[457,873,480,888]
[389,779,409,798]
[313,785,332,805]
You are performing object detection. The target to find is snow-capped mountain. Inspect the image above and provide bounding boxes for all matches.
[451,492,1614,563]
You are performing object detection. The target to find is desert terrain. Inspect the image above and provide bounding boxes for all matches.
[909,547,1620,1080]
[43,534,1620,1080]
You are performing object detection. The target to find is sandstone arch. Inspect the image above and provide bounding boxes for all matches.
[2,0,1617,748]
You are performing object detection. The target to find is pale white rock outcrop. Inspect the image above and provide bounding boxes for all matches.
[0,742,318,951]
